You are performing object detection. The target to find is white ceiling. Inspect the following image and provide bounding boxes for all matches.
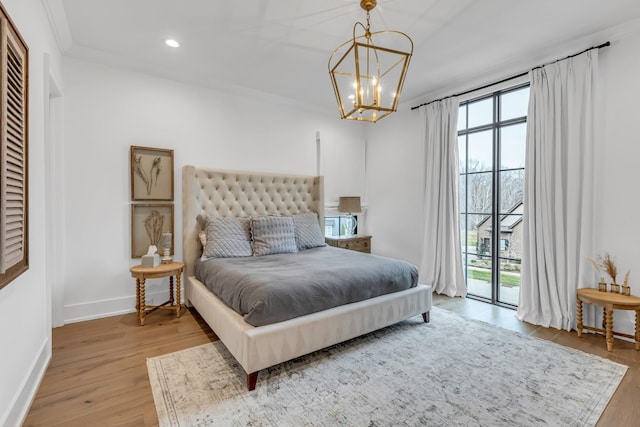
[49,0,640,112]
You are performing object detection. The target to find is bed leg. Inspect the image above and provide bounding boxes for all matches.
[247,372,258,391]
[422,312,430,323]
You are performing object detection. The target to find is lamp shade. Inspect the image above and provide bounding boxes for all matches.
[338,196,362,213]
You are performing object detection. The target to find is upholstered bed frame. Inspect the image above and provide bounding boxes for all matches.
[182,165,432,390]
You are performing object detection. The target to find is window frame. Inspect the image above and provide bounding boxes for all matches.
[458,82,528,307]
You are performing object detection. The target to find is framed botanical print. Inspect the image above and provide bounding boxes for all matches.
[130,146,174,201]
[131,204,174,258]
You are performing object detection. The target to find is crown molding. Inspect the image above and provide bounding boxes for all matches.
[41,0,73,51]
[405,18,640,108]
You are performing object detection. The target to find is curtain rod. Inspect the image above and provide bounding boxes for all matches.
[410,41,610,111]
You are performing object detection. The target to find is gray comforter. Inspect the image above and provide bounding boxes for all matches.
[194,245,418,326]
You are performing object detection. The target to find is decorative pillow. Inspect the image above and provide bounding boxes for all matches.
[293,212,326,250]
[196,214,208,251]
[201,216,252,260]
[251,215,298,256]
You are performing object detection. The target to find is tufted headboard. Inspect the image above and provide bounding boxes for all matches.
[182,165,325,280]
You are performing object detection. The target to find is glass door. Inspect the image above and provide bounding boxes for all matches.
[458,84,529,307]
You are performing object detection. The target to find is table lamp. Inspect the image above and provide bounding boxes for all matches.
[338,196,362,237]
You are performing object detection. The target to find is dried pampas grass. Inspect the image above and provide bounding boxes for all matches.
[601,253,618,283]
[587,258,601,274]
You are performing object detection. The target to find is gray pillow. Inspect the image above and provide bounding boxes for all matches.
[251,215,298,256]
[201,216,252,260]
[293,212,326,250]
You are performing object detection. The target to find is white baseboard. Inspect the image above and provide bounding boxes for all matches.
[64,290,180,324]
[1,339,51,427]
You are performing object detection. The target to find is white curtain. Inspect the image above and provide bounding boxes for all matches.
[419,98,466,297]
[517,51,598,330]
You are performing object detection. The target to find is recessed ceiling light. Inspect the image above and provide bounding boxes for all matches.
[165,39,180,48]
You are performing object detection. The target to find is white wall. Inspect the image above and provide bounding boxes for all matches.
[597,30,640,334]
[366,28,640,335]
[365,109,424,265]
[61,57,366,322]
[0,1,62,426]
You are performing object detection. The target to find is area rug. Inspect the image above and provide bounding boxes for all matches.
[147,307,627,426]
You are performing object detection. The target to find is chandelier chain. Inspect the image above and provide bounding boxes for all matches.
[365,11,371,36]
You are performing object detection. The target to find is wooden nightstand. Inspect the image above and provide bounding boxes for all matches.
[130,261,184,326]
[325,235,371,254]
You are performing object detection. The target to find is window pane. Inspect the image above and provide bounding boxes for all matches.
[500,86,530,121]
[500,123,526,169]
[499,169,524,213]
[470,214,492,299]
[468,255,492,299]
[465,214,488,256]
[460,213,467,250]
[475,214,492,255]
[467,173,492,214]
[324,215,358,237]
[467,130,492,172]
[458,135,466,173]
[468,97,493,128]
[324,217,339,237]
[499,258,521,305]
[459,173,466,213]
[460,213,468,282]
[497,215,523,259]
[457,104,467,131]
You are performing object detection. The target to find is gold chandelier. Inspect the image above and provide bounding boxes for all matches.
[328,0,413,123]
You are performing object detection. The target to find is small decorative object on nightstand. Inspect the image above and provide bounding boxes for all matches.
[161,232,173,264]
[325,235,371,254]
[141,245,160,267]
[622,271,631,296]
[338,196,362,237]
[130,261,184,326]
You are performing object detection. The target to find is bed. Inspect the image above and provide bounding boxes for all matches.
[182,165,432,390]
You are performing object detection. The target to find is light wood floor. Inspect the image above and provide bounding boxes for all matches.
[24,296,640,427]
[24,308,217,427]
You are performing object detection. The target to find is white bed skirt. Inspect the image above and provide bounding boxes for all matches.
[187,276,433,376]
